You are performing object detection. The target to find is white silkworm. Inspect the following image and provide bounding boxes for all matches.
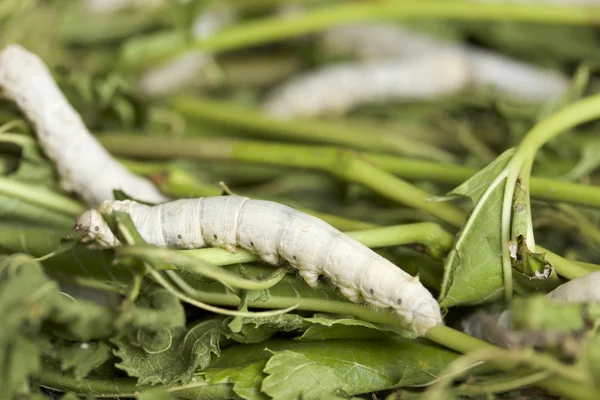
[139,3,237,96]
[546,271,600,303]
[462,271,600,344]
[74,196,444,335]
[0,44,168,207]
[264,23,568,118]
[324,23,569,100]
[263,51,472,118]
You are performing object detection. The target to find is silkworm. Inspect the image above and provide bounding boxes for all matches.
[462,271,600,345]
[139,3,237,96]
[74,196,444,335]
[0,44,168,207]
[323,23,568,100]
[263,51,472,118]
[264,23,568,118]
[546,271,600,303]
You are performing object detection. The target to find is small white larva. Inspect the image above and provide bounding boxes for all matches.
[74,196,444,335]
[264,23,568,118]
[546,271,600,303]
[263,51,472,118]
[0,44,168,207]
[322,23,568,101]
[462,271,600,344]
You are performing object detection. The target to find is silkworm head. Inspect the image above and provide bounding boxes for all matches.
[388,280,443,335]
[74,209,120,249]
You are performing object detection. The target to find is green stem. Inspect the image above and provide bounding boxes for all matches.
[40,360,233,398]
[340,156,466,226]
[118,246,288,291]
[502,93,600,299]
[0,177,84,217]
[170,95,455,162]
[425,326,598,400]
[99,135,466,225]
[346,222,454,260]
[98,135,600,209]
[538,245,592,279]
[120,1,600,69]
[147,266,299,317]
[454,370,552,396]
[166,266,405,327]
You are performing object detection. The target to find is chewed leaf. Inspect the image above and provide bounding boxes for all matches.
[439,149,515,307]
[512,235,561,294]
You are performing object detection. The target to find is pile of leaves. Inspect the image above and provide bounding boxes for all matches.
[3,1,600,399]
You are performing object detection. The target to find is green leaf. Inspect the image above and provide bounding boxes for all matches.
[45,291,118,341]
[296,316,391,341]
[59,394,84,400]
[0,190,75,230]
[440,149,515,307]
[138,387,176,400]
[262,350,346,400]
[0,254,60,399]
[128,283,186,332]
[42,338,113,381]
[227,313,400,345]
[203,361,269,400]
[113,317,226,385]
[207,338,459,398]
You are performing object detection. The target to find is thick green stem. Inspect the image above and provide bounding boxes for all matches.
[120,1,600,69]
[170,95,455,161]
[119,246,288,291]
[98,135,600,209]
[538,245,592,279]
[336,155,466,226]
[0,177,84,217]
[501,93,600,300]
[100,135,467,225]
[346,223,454,259]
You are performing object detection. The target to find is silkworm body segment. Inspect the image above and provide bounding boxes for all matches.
[75,196,443,335]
